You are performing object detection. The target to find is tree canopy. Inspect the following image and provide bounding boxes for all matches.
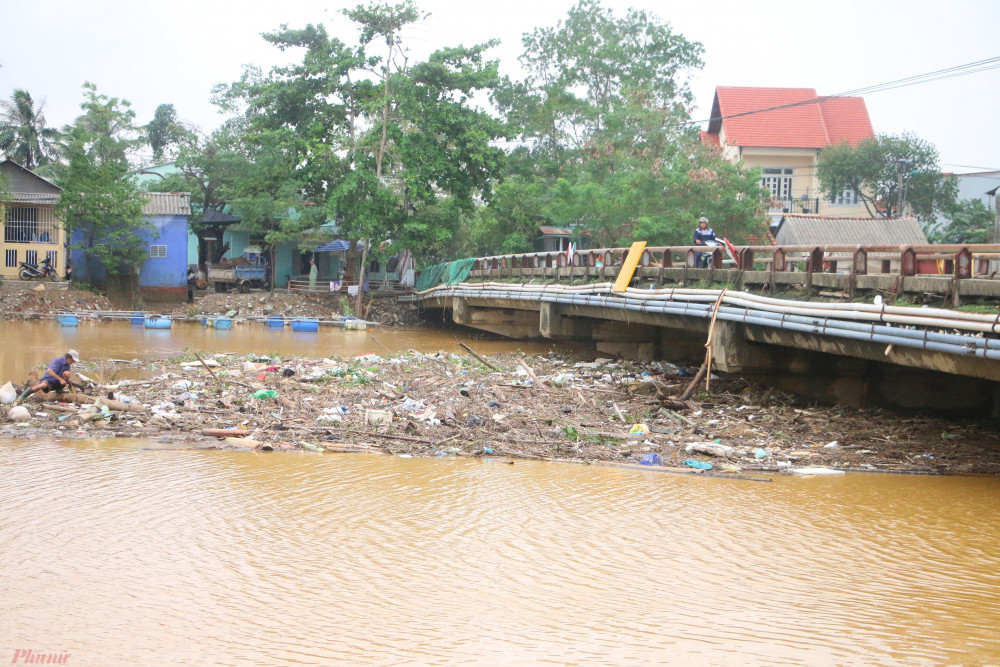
[57,83,153,280]
[144,103,193,162]
[476,0,764,252]
[0,89,61,169]
[927,198,995,244]
[817,132,958,220]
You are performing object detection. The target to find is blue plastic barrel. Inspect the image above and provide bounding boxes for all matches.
[212,318,232,330]
[267,316,285,328]
[58,314,79,327]
[291,318,319,332]
[130,312,144,325]
[144,317,172,329]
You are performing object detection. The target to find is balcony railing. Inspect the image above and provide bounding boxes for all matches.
[768,197,821,215]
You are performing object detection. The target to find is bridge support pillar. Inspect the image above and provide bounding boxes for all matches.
[709,321,777,373]
[453,297,541,339]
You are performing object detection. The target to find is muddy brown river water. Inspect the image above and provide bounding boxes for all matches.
[2,321,1000,665]
[0,319,558,384]
[1,438,998,665]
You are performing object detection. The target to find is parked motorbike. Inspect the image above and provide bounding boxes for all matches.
[18,258,60,282]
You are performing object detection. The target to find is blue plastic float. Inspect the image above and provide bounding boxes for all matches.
[144,317,172,329]
[291,318,319,332]
[212,318,232,330]
[267,316,285,328]
[130,312,144,325]
[58,314,78,327]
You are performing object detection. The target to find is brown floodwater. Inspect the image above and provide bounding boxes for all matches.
[0,319,561,384]
[1,438,998,665]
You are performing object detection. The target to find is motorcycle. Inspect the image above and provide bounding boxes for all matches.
[695,239,720,268]
[18,258,60,282]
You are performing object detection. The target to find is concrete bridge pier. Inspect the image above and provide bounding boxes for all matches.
[540,302,708,361]
[452,297,541,339]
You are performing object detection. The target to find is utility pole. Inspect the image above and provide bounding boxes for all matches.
[896,158,911,217]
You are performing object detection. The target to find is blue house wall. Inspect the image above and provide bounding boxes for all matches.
[71,213,189,302]
[139,214,188,301]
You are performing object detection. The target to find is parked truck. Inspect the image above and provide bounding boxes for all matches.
[207,250,271,293]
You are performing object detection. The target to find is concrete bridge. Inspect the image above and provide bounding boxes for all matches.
[410,243,1000,415]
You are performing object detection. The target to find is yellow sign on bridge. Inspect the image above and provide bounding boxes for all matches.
[612,241,647,293]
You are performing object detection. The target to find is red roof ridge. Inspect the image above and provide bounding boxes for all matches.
[704,86,873,149]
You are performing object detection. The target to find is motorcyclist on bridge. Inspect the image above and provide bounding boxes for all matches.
[692,216,717,268]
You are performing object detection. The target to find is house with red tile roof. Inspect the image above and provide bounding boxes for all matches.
[700,87,874,221]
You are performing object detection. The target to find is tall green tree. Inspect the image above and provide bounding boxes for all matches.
[817,132,958,220]
[490,0,764,251]
[144,123,252,270]
[57,83,153,289]
[219,126,319,285]
[144,103,193,162]
[0,89,61,169]
[215,2,508,306]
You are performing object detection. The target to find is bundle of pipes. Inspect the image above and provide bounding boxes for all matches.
[419,283,1000,360]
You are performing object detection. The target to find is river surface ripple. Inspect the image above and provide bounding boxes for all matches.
[1,439,998,665]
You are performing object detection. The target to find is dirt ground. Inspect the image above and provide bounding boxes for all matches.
[165,290,422,326]
[0,284,113,317]
[3,349,998,476]
[0,283,422,327]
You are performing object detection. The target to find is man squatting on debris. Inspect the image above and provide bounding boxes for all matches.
[16,349,81,404]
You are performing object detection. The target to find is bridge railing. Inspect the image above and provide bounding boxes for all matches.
[470,244,1000,280]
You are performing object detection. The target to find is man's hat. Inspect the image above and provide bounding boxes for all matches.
[67,349,81,362]
[699,216,709,223]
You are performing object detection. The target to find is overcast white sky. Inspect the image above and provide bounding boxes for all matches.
[2,0,998,174]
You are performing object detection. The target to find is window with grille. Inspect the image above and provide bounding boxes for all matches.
[46,250,58,267]
[3,206,58,244]
[829,188,859,206]
[25,250,37,267]
[5,249,16,268]
[761,168,794,201]
[149,245,167,258]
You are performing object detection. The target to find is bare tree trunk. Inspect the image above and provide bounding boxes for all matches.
[356,41,393,319]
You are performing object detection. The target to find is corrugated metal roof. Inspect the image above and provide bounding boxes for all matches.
[4,192,60,204]
[539,226,572,236]
[775,215,927,246]
[141,192,191,216]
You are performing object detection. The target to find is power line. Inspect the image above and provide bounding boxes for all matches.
[687,55,1000,128]
[941,163,1000,172]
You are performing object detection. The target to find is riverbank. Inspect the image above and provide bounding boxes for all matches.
[0,284,422,326]
[3,349,998,475]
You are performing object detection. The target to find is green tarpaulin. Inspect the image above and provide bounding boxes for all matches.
[415,258,476,291]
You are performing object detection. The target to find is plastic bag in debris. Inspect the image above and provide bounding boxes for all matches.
[639,453,662,466]
[354,354,382,363]
[252,390,277,400]
[549,373,575,387]
[173,380,193,390]
[399,398,424,412]
[0,382,17,405]
[683,459,714,470]
[317,414,342,423]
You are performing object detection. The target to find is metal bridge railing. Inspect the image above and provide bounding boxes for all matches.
[469,243,1000,280]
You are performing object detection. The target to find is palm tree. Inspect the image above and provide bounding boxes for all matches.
[0,89,60,169]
